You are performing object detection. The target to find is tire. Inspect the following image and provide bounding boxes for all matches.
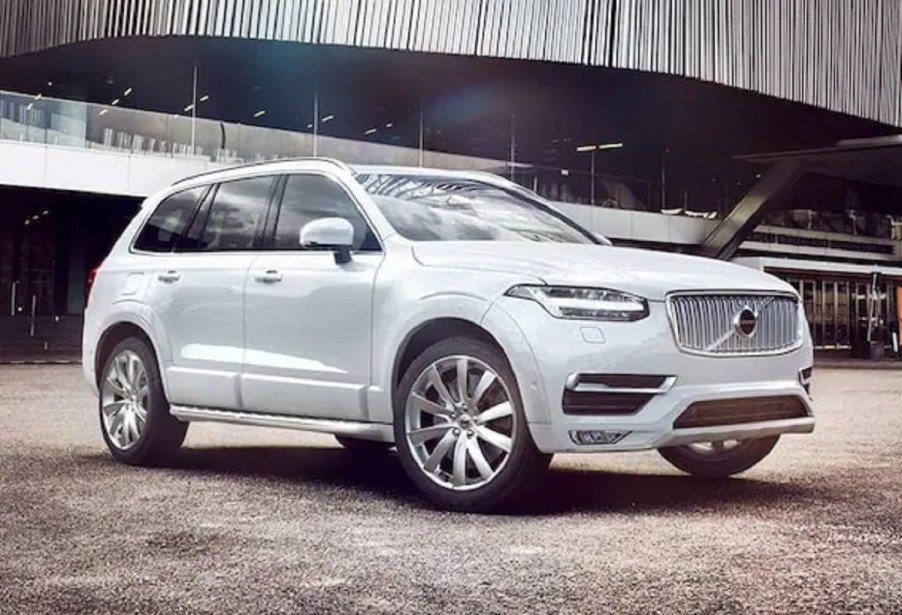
[658,436,779,478]
[394,336,551,512]
[98,337,188,466]
[334,435,394,455]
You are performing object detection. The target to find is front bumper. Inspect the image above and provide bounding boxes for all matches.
[483,297,815,454]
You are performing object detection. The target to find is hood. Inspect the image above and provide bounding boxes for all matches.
[411,242,794,301]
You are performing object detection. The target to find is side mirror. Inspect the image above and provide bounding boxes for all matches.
[300,217,355,264]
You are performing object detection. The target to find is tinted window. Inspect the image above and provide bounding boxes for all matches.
[193,176,275,251]
[134,187,204,252]
[273,174,379,251]
[356,174,595,244]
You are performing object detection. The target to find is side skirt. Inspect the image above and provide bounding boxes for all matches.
[169,405,394,443]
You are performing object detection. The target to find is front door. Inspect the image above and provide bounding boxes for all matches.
[242,173,383,420]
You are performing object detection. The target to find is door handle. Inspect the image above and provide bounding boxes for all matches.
[158,271,181,283]
[254,270,283,284]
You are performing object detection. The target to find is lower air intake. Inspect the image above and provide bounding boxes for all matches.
[674,396,808,429]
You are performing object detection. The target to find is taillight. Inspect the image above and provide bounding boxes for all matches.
[85,265,101,304]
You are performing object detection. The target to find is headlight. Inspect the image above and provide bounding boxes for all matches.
[506,285,649,321]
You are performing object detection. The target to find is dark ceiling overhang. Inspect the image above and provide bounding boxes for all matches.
[738,136,902,189]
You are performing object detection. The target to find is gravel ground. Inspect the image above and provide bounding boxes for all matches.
[0,366,900,614]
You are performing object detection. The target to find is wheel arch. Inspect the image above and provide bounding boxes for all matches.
[391,317,502,398]
[94,320,166,394]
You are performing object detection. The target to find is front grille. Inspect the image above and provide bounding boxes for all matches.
[674,396,809,429]
[667,293,801,356]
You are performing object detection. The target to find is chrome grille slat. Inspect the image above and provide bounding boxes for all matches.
[667,293,801,356]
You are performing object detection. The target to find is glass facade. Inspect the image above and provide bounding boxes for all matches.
[779,272,898,354]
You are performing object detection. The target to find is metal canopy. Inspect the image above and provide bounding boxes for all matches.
[703,136,902,259]
[738,135,902,188]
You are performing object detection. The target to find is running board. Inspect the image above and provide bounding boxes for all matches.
[169,405,394,442]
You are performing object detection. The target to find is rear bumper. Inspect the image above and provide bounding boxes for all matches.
[81,313,100,396]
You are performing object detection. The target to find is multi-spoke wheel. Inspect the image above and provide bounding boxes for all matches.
[658,436,780,478]
[98,337,187,466]
[101,350,149,450]
[394,336,550,512]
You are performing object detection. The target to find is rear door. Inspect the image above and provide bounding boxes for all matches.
[142,175,278,409]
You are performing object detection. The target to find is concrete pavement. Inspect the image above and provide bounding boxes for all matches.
[0,366,900,613]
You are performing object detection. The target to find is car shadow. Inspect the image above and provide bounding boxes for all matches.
[81,445,822,516]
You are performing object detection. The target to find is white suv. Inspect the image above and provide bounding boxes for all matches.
[83,158,815,511]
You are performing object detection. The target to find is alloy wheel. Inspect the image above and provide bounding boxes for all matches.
[100,349,149,450]
[404,355,516,491]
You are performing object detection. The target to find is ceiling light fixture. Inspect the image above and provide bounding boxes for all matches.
[184,103,195,112]
[199,94,209,102]
[253,110,266,118]
[123,87,132,96]
[321,114,334,123]
[364,128,377,136]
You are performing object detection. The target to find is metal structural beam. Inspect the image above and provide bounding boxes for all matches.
[701,161,806,261]
[1,0,901,127]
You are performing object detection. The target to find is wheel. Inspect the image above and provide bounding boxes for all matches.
[98,337,188,466]
[334,435,394,455]
[394,336,551,512]
[658,436,779,478]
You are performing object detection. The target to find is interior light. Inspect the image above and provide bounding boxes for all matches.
[98,109,108,116]
[364,128,377,135]
[321,114,334,123]
[123,87,132,96]
[26,103,34,111]
[306,123,313,129]
[111,99,120,106]
[253,110,266,118]
[385,122,393,128]
[199,94,209,102]
[184,103,195,112]
[47,81,53,87]
[34,93,43,101]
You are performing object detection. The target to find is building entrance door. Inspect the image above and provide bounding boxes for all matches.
[0,208,57,355]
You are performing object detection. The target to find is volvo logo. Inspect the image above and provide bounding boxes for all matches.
[734,307,758,338]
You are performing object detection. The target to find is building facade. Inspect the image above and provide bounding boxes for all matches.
[1,0,901,360]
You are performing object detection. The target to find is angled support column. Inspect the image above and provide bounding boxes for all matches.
[701,161,806,260]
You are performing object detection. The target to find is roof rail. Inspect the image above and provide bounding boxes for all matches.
[171,157,352,186]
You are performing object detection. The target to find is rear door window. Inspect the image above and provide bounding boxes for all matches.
[183,176,276,252]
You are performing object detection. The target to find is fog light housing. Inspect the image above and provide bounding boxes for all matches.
[799,366,813,398]
[569,430,630,445]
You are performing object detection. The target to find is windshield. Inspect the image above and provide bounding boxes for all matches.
[354,173,596,244]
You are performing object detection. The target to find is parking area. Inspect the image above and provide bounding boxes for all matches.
[0,365,900,613]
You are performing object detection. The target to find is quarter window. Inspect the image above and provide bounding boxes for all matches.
[191,176,275,252]
[273,174,379,251]
[134,187,205,253]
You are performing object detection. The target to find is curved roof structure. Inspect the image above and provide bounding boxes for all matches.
[2,0,901,127]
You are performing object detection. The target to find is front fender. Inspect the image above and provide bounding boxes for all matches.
[369,292,493,424]
[479,301,550,425]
